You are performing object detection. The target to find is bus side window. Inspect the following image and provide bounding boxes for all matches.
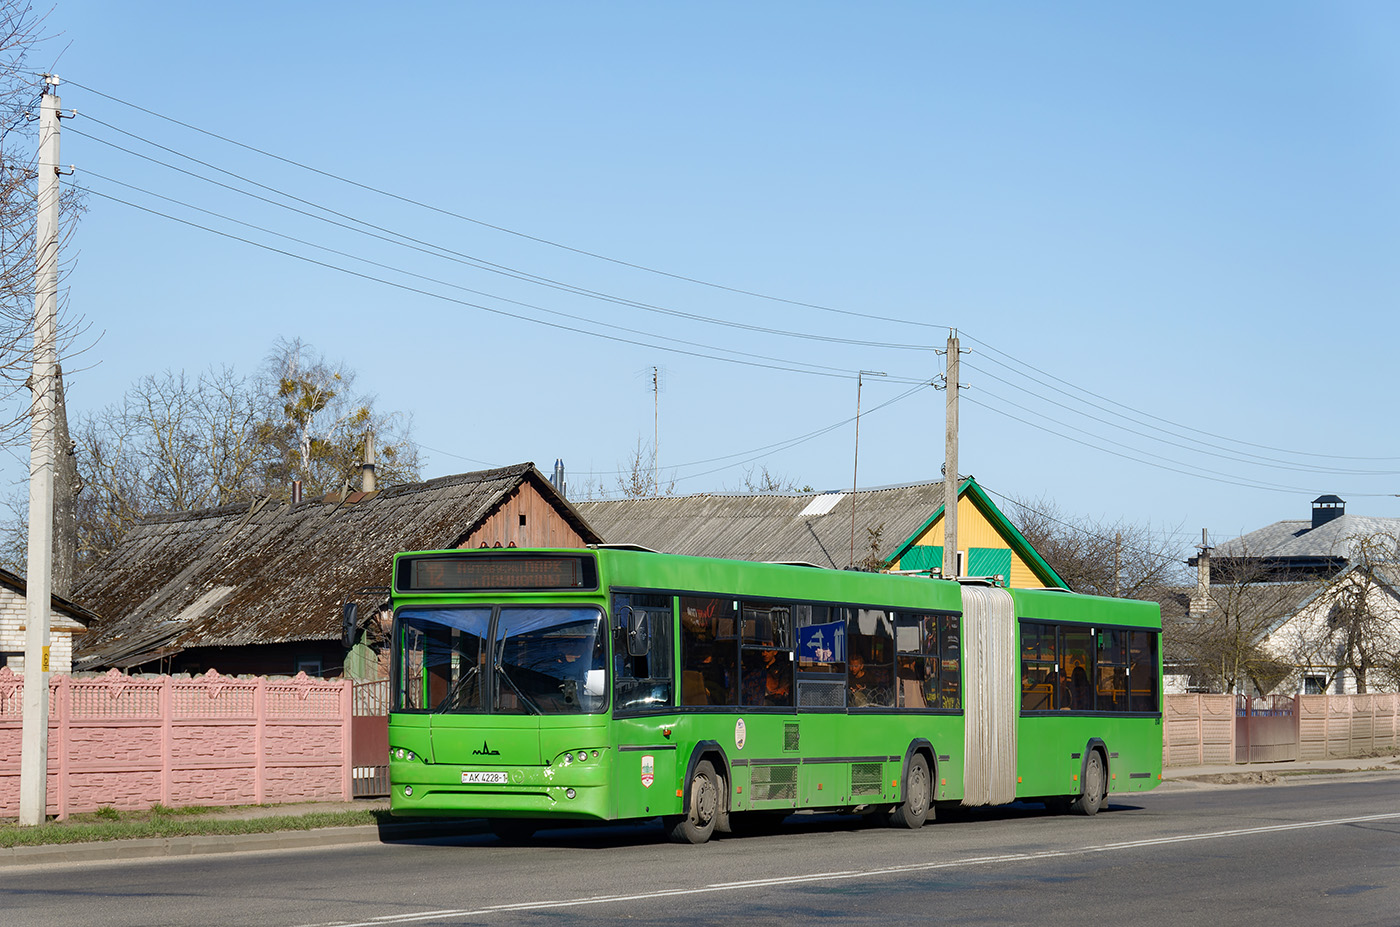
[612,594,675,712]
[1020,622,1056,711]
[680,596,738,706]
[848,608,894,708]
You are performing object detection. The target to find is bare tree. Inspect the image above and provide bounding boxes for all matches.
[738,464,813,494]
[0,4,86,444]
[69,340,421,570]
[615,437,673,498]
[1176,560,1307,694]
[1006,495,1187,598]
[256,337,418,499]
[1318,532,1400,693]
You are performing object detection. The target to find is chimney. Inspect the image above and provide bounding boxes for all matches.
[1311,494,1344,530]
[291,480,303,505]
[550,458,567,500]
[361,432,378,493]
[1190,528,1211,617]
[51,366,78,599]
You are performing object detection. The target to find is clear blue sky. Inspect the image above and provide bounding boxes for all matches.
[16,1,1400,552]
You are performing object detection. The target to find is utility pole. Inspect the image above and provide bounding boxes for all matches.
[20,76,62,827]
[941,330,960,580]
[849,370,885,568]
[651,366,659,497]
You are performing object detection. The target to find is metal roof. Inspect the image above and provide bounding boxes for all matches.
[574,481,949,568]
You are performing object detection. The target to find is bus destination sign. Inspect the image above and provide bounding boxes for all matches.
[400,555,596,592]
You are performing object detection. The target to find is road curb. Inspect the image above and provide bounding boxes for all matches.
[0,820,488,869]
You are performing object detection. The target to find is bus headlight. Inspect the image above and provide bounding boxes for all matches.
[403,785,413,797]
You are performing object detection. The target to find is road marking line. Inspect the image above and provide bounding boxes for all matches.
[296,811,1400,927]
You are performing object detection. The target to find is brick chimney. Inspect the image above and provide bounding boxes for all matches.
[1189,528,1211,618]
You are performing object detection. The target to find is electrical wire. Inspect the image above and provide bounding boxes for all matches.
[82,184,901,382]
[68,115,939,354]
[962,358,1400,478]
[79,168,864,378]
[62,77,956,334]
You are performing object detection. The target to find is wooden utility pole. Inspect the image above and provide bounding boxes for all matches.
[20,76,62,826]
[942,330,960,579]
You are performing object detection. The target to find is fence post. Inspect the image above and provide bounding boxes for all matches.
[54,675,67,820]
[254,677,266,805]
[341,680,353,801]
[160,677,173,807]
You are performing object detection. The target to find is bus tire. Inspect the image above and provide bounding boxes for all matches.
[1070,750,1107,816]
[888,754,931,830]
[490,819,538,844]
[666,760,721,844]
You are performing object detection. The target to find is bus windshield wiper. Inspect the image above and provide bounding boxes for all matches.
[434,665,479,713]
[496,664,541,715]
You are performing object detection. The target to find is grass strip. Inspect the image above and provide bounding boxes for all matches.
[0,808,388,848]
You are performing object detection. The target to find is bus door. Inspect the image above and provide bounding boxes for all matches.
[610,594,679,820]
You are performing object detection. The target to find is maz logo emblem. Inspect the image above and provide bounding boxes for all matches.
[472,741,501,756]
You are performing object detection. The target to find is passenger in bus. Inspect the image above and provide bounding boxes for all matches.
[762,648,791,705]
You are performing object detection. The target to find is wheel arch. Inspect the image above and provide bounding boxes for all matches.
[1079,737,1109,796]
[682,740,730,808]
[901,738,937,797]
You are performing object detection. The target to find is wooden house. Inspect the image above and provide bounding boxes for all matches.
[74,464,600,677]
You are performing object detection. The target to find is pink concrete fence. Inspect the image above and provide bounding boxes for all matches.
[1164,692,1400,767]
[1298,693,1398,759]
[1163,693,1237,767]
[0,668,352,819]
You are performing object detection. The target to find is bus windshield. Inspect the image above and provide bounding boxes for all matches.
[396,606,607,715]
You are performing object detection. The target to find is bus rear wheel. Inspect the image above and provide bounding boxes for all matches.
[1070,750,1107,816]
[888,754,931,830]
[666,760,721,844]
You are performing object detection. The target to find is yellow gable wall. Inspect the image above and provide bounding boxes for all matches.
[892,495,1046,588]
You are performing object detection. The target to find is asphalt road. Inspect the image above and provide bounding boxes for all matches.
[5,777,1399,927]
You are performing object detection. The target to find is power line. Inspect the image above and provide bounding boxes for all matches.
[63,77,956,335]
[962,358,1400,478]
[68,111,942,353]
[83,185,885,382]
[79,169,863,378]
[961,331,1400,464]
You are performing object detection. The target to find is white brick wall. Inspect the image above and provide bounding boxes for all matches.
[0,586,84,674]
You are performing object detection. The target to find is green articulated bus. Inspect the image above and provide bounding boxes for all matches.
[388,546,1162,844]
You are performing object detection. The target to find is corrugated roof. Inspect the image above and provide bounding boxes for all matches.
[75,463,600,669]
[1213,515,1400,561]
[574,481,949,568]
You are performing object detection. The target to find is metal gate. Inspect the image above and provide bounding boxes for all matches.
[352,679,390,797]
[1235,694,1299,763]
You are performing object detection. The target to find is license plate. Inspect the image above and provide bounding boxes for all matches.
[462,771,509,784]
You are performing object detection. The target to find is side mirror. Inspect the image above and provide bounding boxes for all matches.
[341,602,359,648]
[627,609,650,657]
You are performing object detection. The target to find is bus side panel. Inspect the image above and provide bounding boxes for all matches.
[611,715,682,820]
[1016,715,1164,799]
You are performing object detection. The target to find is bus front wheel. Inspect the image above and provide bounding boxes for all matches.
[666,760,721,844]
[888,754,931,829]
[1070,750,1107,816]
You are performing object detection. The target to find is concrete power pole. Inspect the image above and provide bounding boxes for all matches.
[942,330,960,580]
[20,76,63,826]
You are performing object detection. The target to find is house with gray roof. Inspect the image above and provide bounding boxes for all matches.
[1180,495,1400,695]
[574,476,1067,588]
